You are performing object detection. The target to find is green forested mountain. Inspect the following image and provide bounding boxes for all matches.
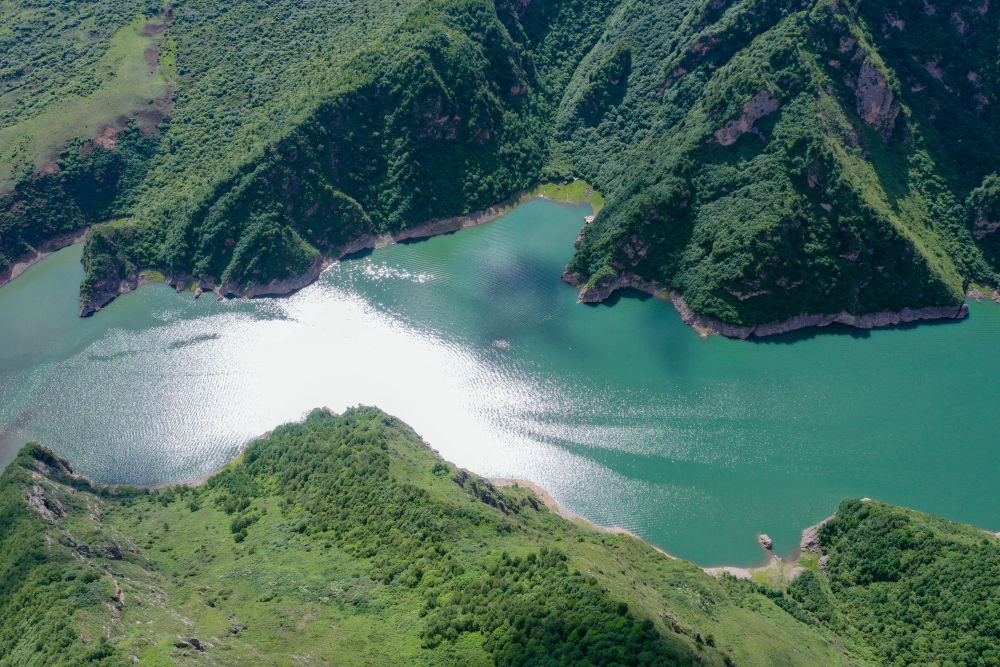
[2,407,999,665]
[3,0,1000,326]
[563,0,1000,326]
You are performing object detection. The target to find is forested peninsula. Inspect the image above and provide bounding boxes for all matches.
[4,0,1000,334]
[2,407,999,665]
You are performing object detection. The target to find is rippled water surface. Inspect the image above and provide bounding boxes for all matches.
[2,198,999,565]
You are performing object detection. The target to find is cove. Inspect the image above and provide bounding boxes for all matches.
[1,198,999,566]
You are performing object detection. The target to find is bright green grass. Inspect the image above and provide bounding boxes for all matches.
[0,408,869,665]
[0,14,168,188]
[5,407,1000,664]
[139,269,166,282]
[532,179,605,213]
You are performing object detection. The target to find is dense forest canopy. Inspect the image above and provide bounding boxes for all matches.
[3,0,1000,325]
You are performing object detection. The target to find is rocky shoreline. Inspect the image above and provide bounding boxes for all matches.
[0,227,89,290]
[20,201,980,337]
[79,189,559,316]
[33,422,997,576]
[562,269,971,339]
[79,269,147,317]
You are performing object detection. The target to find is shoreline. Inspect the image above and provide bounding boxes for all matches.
[37,428,823,572]
[10,198,987,341]
[562,269,973,339]
[0,227,89,290]
[79,184,601,316]
[490,477,829,579]
[31,422,1000,574]
[491,478,680,561]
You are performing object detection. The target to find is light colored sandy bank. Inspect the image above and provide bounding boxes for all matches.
[490,478,679,560]
[0,227,89,290]
[562,268,973,340]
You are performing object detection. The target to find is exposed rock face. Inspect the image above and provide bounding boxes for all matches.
[799,514,836,554]
[0,228,89,290]
[563,265,969,338]
[563,270,664,302]
[855,59,900,138]
[78,191,540,314]
[714,89,779,146]
[758,534,773,550]
[670,290,969,339]
[973,216,1000,240]
[818,554,830,580]
[217,256,327,299]
[26,484,66,521]
[79,272,142,317]
[969,287,1000,304]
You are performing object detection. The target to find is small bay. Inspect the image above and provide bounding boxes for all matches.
[1,198,998,565]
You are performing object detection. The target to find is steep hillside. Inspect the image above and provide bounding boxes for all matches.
[0,3,170,281]
[0,407,867,665]
[4,0,1000,332]
[3,408,1000,664]
[2,0,620,313]
[816,498,1000,665]
[563,0,1000,330]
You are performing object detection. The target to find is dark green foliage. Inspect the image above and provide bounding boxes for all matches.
[571,42,632,125]
[787,569,835,625]
[0,408,690,664]
[0,124,159,274]
[153,3,546,287]
[73,0,622,302]
[424,548,678,665]
[0,446,130,665]
[168,407,691,661]
[8,0,1000,325]
[725,576,817,627]
[0,0,157,130]
[564,0,1000,325]
[819,499,1000,665]
[6,412,1000,663]
[968,173,1000,269]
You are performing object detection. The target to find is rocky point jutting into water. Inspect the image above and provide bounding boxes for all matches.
[4,0,1000,337]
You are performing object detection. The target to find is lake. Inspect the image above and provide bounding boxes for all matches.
[1,198,998,565]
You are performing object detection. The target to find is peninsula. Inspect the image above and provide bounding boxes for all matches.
[4,0,1000,336]
[3,408,999,665]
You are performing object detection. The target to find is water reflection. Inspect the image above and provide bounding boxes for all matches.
[2,199,999,565]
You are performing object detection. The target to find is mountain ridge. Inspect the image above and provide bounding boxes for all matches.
[3,407,999,664]
[3,0,1000,333]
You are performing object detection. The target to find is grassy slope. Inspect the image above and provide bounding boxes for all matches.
[816,499,1000,665]
[74,0,621,305]
[0,0,170,272]
[0,0,428,277]
[0,408,869,666]
[59,0,542,302]
[0,8,168,187]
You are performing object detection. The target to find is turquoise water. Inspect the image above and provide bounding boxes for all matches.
[2,198,999,565]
